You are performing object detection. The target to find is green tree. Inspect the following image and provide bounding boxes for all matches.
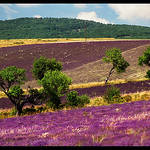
[138,46,150,78]
[0,57,69,116]
[32,56,62,80]
[39,70,72,109]
[32,56,67,109]
[0,66,45,116]
[102,48,130,83]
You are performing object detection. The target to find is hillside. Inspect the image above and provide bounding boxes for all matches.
[64,44,150,83]
[0,40,150,89]
[1,17,150,39]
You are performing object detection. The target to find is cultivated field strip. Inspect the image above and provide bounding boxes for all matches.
[0,40,150,82]
[0,99,150,146]
[0,80,150,109]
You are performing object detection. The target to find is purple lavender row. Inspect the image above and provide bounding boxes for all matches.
[1,80,149,109]
[0,99,150,146]
[74,80,150,97]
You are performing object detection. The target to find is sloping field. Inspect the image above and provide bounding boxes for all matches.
[0,99,150,146]
[1,40,150,146]
[64,44,150,83]
[0,40,150,86]
[1,40,150,109]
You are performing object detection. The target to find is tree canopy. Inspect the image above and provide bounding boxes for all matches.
[32,56,62,80]
[102,48,130,83]
[1,17,150,39]
[0,66,27,92]
[40,70,72,109]
[138,46,150,67]
[138,46,150,79]
[0,57,71,115]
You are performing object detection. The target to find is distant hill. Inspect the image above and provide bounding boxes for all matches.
[0,17,150,39]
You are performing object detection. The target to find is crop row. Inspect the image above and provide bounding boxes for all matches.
[0,80,149,109]
[0,40,150,80]
[0,99,150,146]
[74,80,150,98]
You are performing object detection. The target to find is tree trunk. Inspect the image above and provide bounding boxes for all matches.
[16,104,23,116]
[105,66,115,84]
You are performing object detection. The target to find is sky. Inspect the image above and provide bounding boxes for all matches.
[0,3,150,27]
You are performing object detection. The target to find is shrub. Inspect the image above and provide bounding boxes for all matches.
[122,95,132,102]
[36,106,47,113]
[22,105,36,115]
[133,94,140,101]
[58,103,66,109]
[78,94,90,107]
[10,107,17,116]
[103,86,122,104]
[37,38,42,41]
[141,93,150,100]
[46,95,61,110]
[94,98,100,105]
[66,90,79,107]
[145,70,150,79]
[13,41,24,44]
[2,112,9,117]
[140,93,150,100]
[113,95,123,103]
[66,90,90,108]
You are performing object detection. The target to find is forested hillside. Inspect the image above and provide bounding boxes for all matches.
[0,17,150,39]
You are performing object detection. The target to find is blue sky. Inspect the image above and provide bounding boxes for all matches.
[0,3,150,27]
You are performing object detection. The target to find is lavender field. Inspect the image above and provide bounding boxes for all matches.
[1,40,150,81]
[1,40,150,146]
[0,99,150,146]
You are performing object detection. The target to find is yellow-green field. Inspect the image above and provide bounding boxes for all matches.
[69,78,148,89]
[1,38,149,48]
[0,38,116,48]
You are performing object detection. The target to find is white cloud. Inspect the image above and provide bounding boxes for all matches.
[109,4,150,23]
[73,4,87,8]
[34,15,42,18]
[0,4,18,19]
[76,11,110,24]
[15,4,41,8]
